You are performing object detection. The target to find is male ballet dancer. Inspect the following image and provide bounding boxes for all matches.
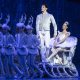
[36,4,57,62]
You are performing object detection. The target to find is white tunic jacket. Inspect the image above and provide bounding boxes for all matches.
[36,12,57,36]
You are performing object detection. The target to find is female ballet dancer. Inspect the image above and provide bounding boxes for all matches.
[47,21,70,64]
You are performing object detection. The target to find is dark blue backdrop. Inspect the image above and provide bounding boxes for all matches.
[0,0,80,75]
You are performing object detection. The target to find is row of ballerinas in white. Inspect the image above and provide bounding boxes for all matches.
[0,22,45,77]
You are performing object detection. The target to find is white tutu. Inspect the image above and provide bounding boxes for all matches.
[49,36,78,48]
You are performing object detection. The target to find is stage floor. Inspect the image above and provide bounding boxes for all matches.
[0,76,79,80]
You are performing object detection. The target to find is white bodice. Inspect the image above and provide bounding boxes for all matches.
[56,32,66,42]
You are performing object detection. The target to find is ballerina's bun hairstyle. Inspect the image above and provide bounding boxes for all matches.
[64,21,69,26]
